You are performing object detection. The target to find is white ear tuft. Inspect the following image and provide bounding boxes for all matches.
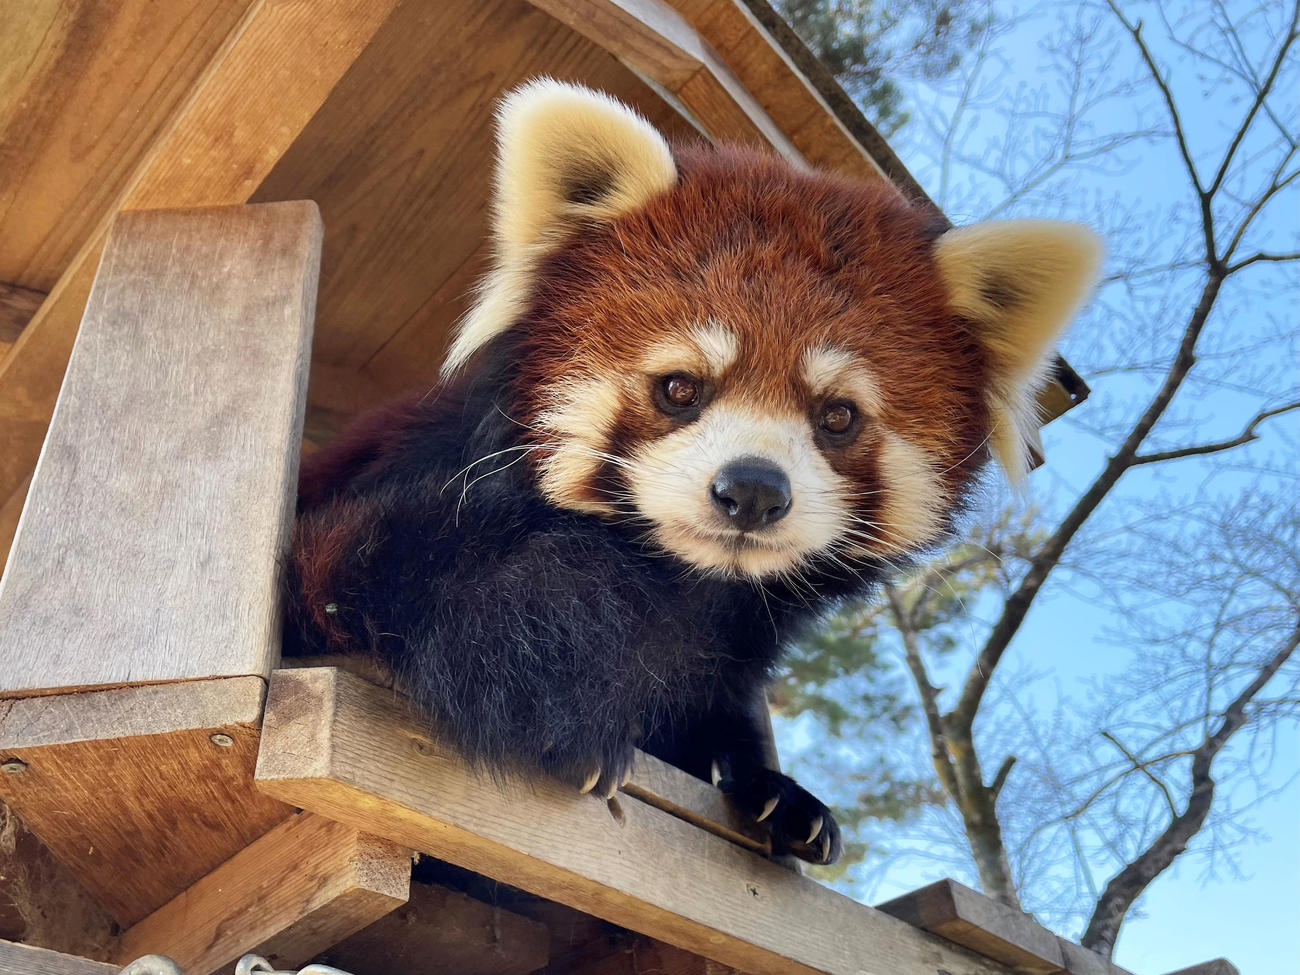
[934,220,1102,481]
[443,80,677,374]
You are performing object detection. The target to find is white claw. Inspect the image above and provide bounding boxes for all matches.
[757,796,779,822]
[580,768,601,794]
[711,760,722,786]
[820,833,832,863]
[620,765,635,786]
[602,780,619,800]
[806,816,823,845]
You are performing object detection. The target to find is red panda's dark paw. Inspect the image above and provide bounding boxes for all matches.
[547,737,638,801]
[711,759,842,865]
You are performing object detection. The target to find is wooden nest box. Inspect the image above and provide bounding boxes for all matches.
[0,2,1134,974]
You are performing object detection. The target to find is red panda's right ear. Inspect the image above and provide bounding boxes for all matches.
[443,80,677,374]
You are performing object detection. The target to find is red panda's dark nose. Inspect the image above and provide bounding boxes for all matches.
[709,457,792,531]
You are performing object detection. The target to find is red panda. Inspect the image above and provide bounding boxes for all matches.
[285,80,1101,864]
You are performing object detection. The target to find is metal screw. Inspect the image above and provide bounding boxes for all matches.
[210,733,235,748]
[1,758,27,773]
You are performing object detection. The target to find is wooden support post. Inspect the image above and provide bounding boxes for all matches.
[114,812,410,975]
[256,668,1021,975]
[0,939,116,975]
[0,203,321,923]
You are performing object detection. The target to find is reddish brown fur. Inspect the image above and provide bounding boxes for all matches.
[512,143,992,534]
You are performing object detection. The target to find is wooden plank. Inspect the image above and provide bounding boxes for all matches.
[256,668,1019,975]
[0,0,256,290]
[0,939,116,975]
[0,678,291,925]
[0,284,44,350]
[0,0,404,571]
[320,881,550,975]
[0,203,319,695]
[527,0,801,159]
[875,880,1065,975]
[569,937,745,975]
[1055,940,1131,975]
[253,0,697,372]
[115,811,410,975]
[669,0,884,182]
[623,753,770,855]
[1161,963,1240,975]
[0,799,115,960]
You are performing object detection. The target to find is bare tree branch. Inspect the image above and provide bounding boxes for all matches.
[1206,0,1300,197]
[1226,250,1300,273]
[1082,620,1300,955]
[989,755,1017,802]
[1130,401,1300,466]
[1100,731,1178,818]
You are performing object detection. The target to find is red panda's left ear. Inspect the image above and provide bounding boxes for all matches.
[444,79,678,374]
[934,220,1103,481]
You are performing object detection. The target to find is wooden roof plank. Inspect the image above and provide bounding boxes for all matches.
[256,668,1020,975]
[0,0,404,577]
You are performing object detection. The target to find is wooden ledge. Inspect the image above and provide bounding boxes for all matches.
[254,667,1020,975]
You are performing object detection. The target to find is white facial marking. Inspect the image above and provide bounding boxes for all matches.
[626,402,850,577]
[640,321,738,377]
[801,345,886,416]
[536,375,622,513]
[690,320,739,375]
[875,431,944,554]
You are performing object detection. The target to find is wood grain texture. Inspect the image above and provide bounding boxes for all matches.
[254,0,698,372]
[256,668,1020,975]
[0,678,291,925]
[320,880,549,975]
[0,939,116,975]
[115,811,409,975]
[0,0,403,578]
[622,752,770,855]
[0,203,319,694]
[0,0,255,290]
[567,937,746,975]
[1160,963,1240,975]
[0,284,44,350]
[527,0,800,157]
[875,880,1066,975]
[669,0,884,181]
[0,800,115,960]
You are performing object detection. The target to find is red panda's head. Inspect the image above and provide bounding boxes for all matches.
[444,81,1101,580]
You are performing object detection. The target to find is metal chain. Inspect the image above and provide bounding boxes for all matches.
[117,954,356,975]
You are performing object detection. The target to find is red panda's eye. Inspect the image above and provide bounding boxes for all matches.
[662,375,700,408]
[821,403,854,434]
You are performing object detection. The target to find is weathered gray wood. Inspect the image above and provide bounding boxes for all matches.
[1161,961,1240,975]
[257,668,1021,975]
[0,938,116,975]
[875,880,1066,974]
[0,202,320,695]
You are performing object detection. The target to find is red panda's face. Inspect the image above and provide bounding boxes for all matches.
[508,146,991,578]
[445,82,1101,580]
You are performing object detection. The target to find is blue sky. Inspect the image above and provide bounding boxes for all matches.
[776,2,1298,972]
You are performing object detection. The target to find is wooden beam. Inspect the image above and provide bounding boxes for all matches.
[319,881,550,975]
[622,752,769,855]
[876,880,1065,974]
[1161,962,1240,975]
[0,678,291,925]
[666,0,887,182]
[0,939,116,975]
[526,0,801,158]
[0,0,404,568]
[115,811,410,975]
[0,203,319,694]
[256,668,1019,975]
